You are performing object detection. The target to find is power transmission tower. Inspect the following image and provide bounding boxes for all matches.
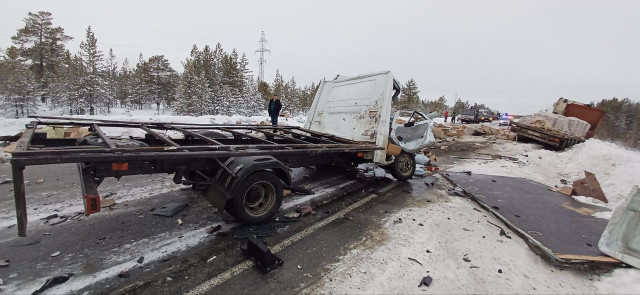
[255,31,270,84]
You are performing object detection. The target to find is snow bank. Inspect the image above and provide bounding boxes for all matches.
[450,139,640,213]
[595,268,640,294]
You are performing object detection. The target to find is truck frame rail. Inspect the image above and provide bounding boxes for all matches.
[10,116,383,236]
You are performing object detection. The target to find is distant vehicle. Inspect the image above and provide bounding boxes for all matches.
[499,113,513,126]
[458,109,477,124]
[477,109,492,123]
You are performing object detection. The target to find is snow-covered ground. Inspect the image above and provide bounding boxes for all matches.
[314,179,640,295]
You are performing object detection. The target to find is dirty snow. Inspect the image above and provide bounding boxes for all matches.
[315,189,600,294]
[449,139,640,214]
[595,268,640,294]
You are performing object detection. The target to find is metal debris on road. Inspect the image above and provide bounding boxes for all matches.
[177,219,183,225]
[152,202,188,217]
[137,256,145,264]
[41,214,59,220]
[487,221,512,239]
[0,259,9,267]
[32,273,74,294]
[0,178,12,185]
[50,251,61,257]
[206,256,217,263]
[463,257,471,262]
[242,236,283,273]
[49,217,68,226]
[408,257,423,266]
[418,275,433,287]
[206,224,222,234]
[36,178,45,184]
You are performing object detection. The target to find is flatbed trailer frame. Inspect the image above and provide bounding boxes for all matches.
[9,116,383,236]
[510,121,584,150]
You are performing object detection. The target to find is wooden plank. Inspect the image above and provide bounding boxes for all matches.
[140,126,180,147]
[555,254,620,263]
[91,124,116,148]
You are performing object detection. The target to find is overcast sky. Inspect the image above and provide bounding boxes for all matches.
[1,0,638,114]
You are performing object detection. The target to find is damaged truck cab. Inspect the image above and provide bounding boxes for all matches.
[305,71,435,180]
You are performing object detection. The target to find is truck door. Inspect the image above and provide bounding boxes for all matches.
[390,111,436,153]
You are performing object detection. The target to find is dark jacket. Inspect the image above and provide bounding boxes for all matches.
[268,99,282,117]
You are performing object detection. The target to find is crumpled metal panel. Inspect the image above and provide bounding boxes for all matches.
[599,186,640,268]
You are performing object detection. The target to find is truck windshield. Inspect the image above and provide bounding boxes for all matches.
[462,110,475,115]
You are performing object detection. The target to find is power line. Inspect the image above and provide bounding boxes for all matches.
[255,31,270,84]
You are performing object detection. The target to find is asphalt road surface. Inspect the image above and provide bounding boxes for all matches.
[0,138,488,294]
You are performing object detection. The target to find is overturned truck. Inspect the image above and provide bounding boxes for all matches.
[511,98,605,149]
[9,71,436,236]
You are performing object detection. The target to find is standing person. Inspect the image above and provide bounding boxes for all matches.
[268,94,282,128]
[444,110,449,123]
[451,111,456,124]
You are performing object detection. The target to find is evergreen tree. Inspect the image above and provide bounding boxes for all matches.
[452,98,470,114]
[0,47,38,118]
[11,11,72,103]
[104,48,118,113]
[174,59,212,116]
[395,79,420,110]
[78,26,106,115]
[147,55,176,114]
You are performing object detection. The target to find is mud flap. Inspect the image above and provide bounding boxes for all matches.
[206,181,232,213]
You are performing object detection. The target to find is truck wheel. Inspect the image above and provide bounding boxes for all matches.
[389,152,416,181]
[227,171,283,224]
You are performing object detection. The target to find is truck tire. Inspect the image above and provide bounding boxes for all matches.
[226,171,283,224]
[389,152,416,181]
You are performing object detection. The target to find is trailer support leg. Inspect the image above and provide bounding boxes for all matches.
[78,164,101,216]
[12,165,27,237]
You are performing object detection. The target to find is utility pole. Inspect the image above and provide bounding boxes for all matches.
[255,31,270,84]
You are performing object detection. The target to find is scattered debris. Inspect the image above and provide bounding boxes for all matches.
[41,214,59,220]
[491,206,500,210]
[551,186,574,196]
[560,179,568,185]
[440,145,448,150]
[206,255,218,263]
[0,178,12,185]
[393,218,403,224]
[297,265,302,270]
[423,176,437,186]
[0,278,3,285]
[463,171,472,175]
[49,217,69,226]
[572,171,608,203]
[284,212,301,219]
[50,251,61,257]
[477,125,517,140]
[487,221,512,239]
[137,256,145,264]
[463,257,471,263]
[32,273,74,294]
[152,202,188,217]
[0,259,9,267]
[426,250,432,254]
[418,275,433,287]
[498,269,503,273]
[118,270,130,278]
[297,204,313,216]
[177,219,183,225]
[100,198,116,208]
[36,178,45,184]
[473,208,482,213]
[205,224,222,234]
[418,223,424,226]
[103,192,116,198]
[408,257,423,266]
[469,265,480,269]
[433,123,466,138]
[242,236,283,273]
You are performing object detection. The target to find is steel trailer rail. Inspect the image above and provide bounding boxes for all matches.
[10,118,383,236]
